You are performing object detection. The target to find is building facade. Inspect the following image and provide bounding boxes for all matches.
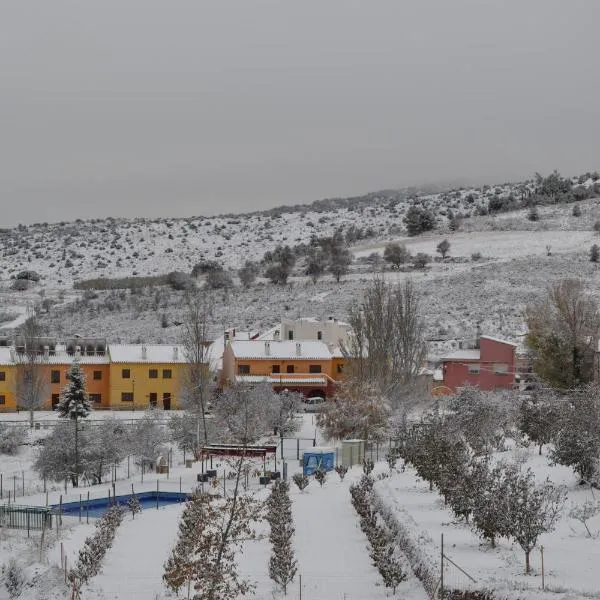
[0,339,186,412]
[440,335,517,392]
[221,339,345,398]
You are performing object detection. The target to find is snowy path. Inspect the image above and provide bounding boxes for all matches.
[290,471,428,600]
[84,503,184,600]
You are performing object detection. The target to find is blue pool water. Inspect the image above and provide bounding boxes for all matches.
[54,491,189,518]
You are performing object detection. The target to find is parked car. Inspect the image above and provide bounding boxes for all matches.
[302,396,325,412]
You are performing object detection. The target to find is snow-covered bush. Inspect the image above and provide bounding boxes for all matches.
[292,473,309,492]
[314,468,326,487]
[568,500,600,538]
[2,558,25,599]
[0,424,26,455]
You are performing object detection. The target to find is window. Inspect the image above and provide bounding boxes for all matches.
[163,369,172,379]
[286,365,295,374]
[468,364,480,375]
[51,370,60,384]
[51,394,60,408]
[0,395,5,405]
[90,394,102,403]
[309,365,322,374]
[317,331,322,340]
[122,369,131,379]
[494,363,509,375]
[93,370,102,380]
[337,364,344,374]
[0,371,5,381]
[288,331,294,340]
[238,364,250,375]
[149,369,158,379]
[272,365,281,374]
[121,392,134,402]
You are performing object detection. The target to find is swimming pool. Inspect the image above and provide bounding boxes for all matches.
[54,491,189,518]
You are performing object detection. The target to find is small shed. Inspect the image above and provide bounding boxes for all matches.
[340,439,365,467]
[156,456,169,475]
[302,447,335,476]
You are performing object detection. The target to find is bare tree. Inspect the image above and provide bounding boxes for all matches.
[525,279,600,389]
[343,279,427,409]
[14,310,49,428]
[180,287,214,453]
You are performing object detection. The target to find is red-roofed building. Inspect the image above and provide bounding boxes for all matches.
[439,335,517,393]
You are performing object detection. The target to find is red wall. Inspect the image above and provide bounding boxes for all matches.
[443,338,516,392]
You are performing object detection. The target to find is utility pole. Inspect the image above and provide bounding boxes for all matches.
[440,533,444,600]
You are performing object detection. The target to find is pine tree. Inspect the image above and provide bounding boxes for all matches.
[590,243,600,263]
[57,360,91,487]
[267,482,298,595]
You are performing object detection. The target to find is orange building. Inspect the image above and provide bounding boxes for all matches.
[221,340,345,398]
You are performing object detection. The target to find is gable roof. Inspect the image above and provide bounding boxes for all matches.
[108,344,187,364]
[229,340,332,360]
[479,335,518,347]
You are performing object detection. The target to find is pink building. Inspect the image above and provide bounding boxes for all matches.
[440,335,517,393]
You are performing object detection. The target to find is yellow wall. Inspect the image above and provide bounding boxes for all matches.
[0,364,18,411]
[108,363,185,409]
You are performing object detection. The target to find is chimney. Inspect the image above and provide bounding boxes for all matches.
[75,345,81,358]
[141,346,147,360]
[475,323,482,349]
[265,341,271,356]
[296,342,301,357]
[173,346,179,360]
[43,345,49,359]
[273,330,280,341]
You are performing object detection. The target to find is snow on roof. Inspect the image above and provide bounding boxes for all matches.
[479,335,518,347]
[108,344,186,363]
[229,340,332,360]
[0,347,13,365]
[235,375,327,385]
[440,349,481,361]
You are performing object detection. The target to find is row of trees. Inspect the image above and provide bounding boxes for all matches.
[398,403,566,574]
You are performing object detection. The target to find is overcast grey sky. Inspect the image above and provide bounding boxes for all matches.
[1,1,600,225]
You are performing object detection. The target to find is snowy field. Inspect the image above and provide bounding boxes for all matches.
[0,412,428,600]
[2,410,600,599]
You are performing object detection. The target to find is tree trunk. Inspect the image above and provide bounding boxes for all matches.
[538,444,543,456]
[74,417,79,488]
[525,550,531,574]
[29,409,34,429]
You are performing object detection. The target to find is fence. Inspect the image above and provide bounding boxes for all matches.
[0,504,52,531]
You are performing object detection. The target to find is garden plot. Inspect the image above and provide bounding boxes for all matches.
[376,447,600,600]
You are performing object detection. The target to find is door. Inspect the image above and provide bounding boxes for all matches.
[163,393,171,410]
[149,393,157,408]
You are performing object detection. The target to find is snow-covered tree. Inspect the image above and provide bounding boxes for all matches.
[3,558,24,599]
[164,485,260,598]
[266,481,297,595]
[550,385,600,483]
[314,468,326,487]
[267,390,303,437]
[317,382,389,442]
[85,418,128,484]
[34,420,80,486]
[471,463,508,548]
[128,494,142,519]
[519,391,561,455]
[502,466,566,574]
[448,385,511,455]
[335,465,348,481]
[344,279,427,410]
[14,312,48,428]
[168,412,201,457]
[215,383,275,445]
[292,473,309,492]
[127,408,168,469]
[0,424,26,455]
[180,287,215,451]
[57,359,91,487]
